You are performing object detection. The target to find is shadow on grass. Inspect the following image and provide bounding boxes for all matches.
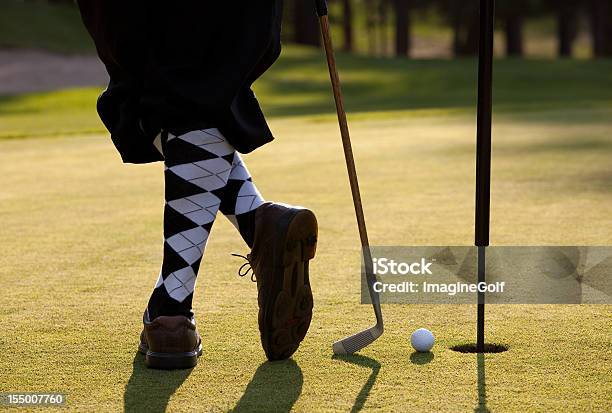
[232,359,303,412]
[123,352,192,413]
[475,353,489,413]
[409,351,434,365]
[332,354,381,413]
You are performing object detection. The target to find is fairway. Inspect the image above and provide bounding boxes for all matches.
[1,100,611,410]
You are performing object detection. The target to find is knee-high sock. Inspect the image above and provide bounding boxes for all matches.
[147,128,265,319]
[218,153,265,248]
[148,128,234,319]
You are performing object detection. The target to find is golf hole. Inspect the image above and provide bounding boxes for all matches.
[450,343,508,353]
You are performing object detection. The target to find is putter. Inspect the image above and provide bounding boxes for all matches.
[475,0,495,353]
[314,0,384,355]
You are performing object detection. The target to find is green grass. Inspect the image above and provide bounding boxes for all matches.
[1,45,612,140]
[0,0,93,54]
[1,11,611,407]
[1,79,611,410]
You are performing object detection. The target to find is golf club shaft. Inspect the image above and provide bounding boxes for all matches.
[318,15,370,255]
[316,2,382,330]
[475,0,495,353]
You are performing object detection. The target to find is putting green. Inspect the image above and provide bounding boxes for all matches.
[1,105,610,411]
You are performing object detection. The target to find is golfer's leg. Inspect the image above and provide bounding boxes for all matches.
[147,129,235,319]
[218,153,265,248]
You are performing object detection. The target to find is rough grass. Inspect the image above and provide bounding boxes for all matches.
[0,105,611,411]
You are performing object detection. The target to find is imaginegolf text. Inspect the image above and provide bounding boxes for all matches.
[373,281,506,296]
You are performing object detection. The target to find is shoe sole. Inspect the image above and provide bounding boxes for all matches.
[260,208,317,361]
[138,342,203,370]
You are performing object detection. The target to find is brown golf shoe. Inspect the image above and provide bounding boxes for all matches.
[248,202,317,361]
[138,312,202,369]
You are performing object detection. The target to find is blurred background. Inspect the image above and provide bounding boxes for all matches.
[1,0,611,58]
[291,0,612,59]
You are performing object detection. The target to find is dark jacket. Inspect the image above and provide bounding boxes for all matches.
[77,1,283,163]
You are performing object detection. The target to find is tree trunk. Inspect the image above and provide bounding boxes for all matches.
[590,0,612,57]
[394,0,411,57]
[454,15,479,56]
[465,16,479,55]
[505,15,523,56]
[452,20,461,56]
[294,0,320,47]
[342,0,354,52]
[366,0,377,55]
[452,2,479,58]
[379,0,390,56]
[558,5,576,57]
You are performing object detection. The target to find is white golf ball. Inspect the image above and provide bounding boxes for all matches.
[411,328,435,352]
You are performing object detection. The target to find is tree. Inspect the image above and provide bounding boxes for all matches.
[379,0,391,56]
[437,0,480,56]
[542,0,582,57]
[294,0,320,47]
[342,0,354,52]
[590,0,612,57]
[364,0,377,54]
[496,0,537,57]
[393,0,412,57]
[363,0,391,56]
[557,1,578,57]
[503,12,524,56]
[453,4,480,56]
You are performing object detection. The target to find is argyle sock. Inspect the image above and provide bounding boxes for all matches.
[148,128,237,319]
[147,128,266,319]
[218,153,265,248]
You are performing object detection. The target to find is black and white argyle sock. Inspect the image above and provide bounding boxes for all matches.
[218,153,265,248]
[147,128,265,319]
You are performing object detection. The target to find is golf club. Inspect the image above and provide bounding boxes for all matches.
[314,0,384,355]
[475,0,495,353]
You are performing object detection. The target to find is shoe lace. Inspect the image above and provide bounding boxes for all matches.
[231,253,256,282]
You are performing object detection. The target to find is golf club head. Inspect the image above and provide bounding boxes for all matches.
[332,324,384,355]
